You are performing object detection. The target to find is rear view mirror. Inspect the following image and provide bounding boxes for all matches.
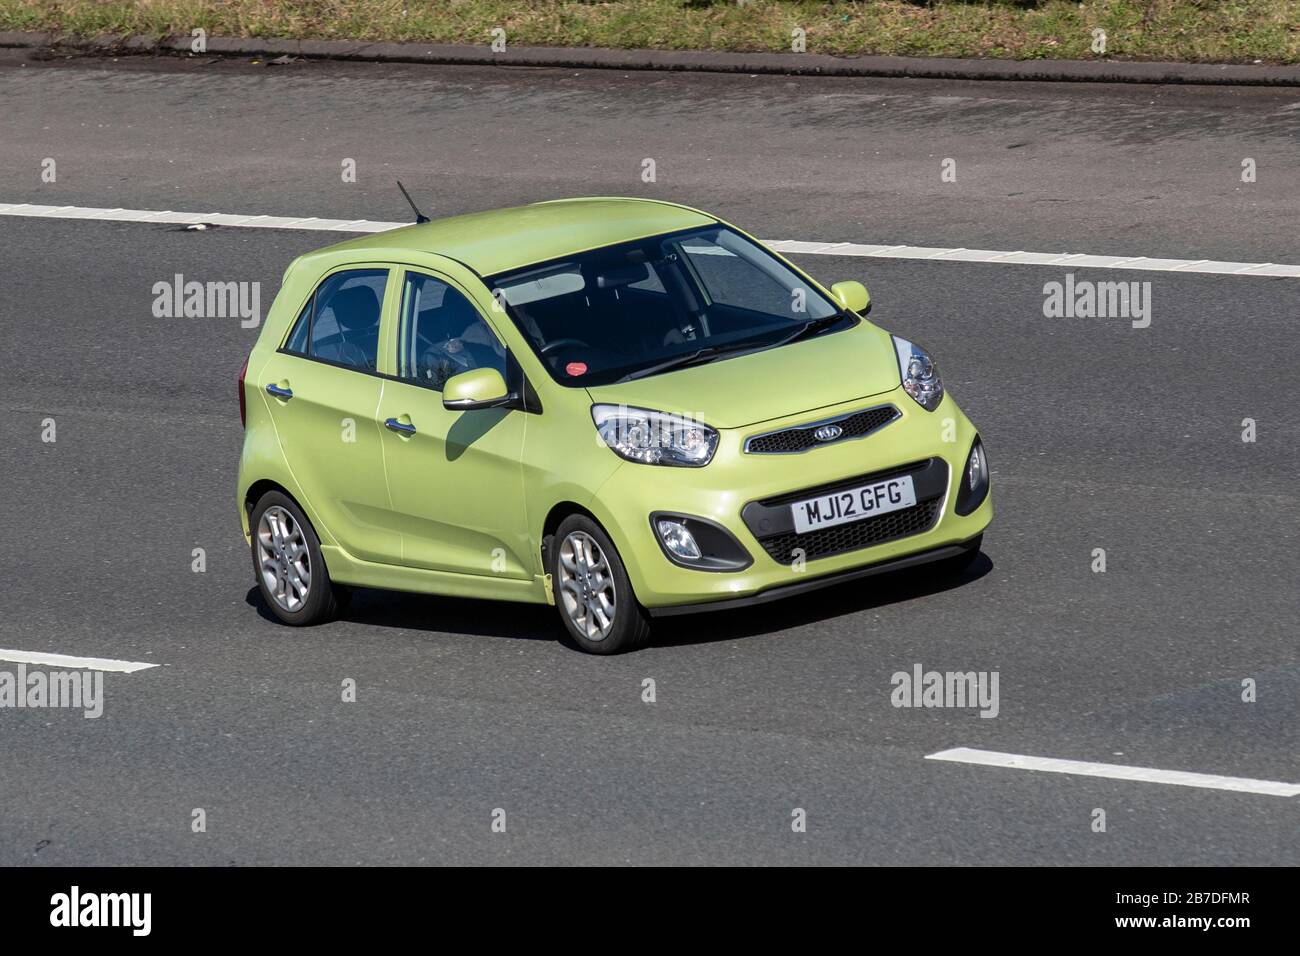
[443,368,512,411]
[830,280,870,315]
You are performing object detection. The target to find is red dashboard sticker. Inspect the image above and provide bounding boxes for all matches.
[565,362,588,377]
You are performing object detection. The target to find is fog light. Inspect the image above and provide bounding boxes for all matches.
[955,436,990,516]
[656,519,702,560]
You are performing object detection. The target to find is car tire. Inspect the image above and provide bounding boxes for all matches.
[249,490,341,626]
[550,515,651,654]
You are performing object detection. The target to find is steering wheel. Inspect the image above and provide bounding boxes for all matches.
[417,348,468,383]
[540,337,589,355]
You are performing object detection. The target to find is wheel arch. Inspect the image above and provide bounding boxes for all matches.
[244,478,305,522]
[244,479,332,549]
[540,500,601,568]
[244,478,341,577]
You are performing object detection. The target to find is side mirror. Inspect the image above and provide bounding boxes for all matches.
[830,280,870,315]
[443,367,512,411]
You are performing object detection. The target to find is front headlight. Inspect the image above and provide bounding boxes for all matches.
[892,336,944,412]
[591,404,719,467]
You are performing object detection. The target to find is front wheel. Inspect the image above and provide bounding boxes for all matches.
[550,515,651,654]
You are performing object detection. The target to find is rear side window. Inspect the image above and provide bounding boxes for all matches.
[284,300,311,354]
[283,269,388,371]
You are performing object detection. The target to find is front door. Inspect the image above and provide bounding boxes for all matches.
[377,269,532,579]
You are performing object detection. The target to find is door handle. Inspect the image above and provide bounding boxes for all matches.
[265,383,294,400]
[384,417,417,435]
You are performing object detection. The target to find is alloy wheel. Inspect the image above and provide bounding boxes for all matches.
[256,505,311,612]
[557,530,617,641]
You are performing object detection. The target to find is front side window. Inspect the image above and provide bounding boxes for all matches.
[284,268,388,371]
[486,226,849,387]
[398,272,507,391]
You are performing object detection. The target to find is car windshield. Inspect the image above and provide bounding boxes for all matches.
[486,226,854,386]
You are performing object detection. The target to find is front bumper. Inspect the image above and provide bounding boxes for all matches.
[647,535,982,616]
[585,387,993,611]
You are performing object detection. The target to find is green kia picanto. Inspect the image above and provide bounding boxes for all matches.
[237,198,991,653]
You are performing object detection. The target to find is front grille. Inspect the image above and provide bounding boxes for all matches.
[757,498,941,564]
[745,404,898,454]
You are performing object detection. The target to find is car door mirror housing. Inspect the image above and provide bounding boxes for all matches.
[830,280,870,315]
[443,367,513,411]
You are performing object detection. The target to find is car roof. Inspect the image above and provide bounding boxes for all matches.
[311,197,718,277]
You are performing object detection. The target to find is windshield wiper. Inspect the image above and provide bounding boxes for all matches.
[615,346,724,383]
[612,316,848,384]
[774,313,848,349]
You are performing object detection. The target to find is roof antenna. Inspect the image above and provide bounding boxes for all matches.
[397,180,430,224]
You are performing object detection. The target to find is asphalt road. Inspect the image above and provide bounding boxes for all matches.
[0,51,1297,865]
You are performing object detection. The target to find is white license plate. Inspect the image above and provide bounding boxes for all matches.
[790,475,917,534]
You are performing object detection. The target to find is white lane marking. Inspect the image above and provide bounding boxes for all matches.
[0,648,159,674]
[768,241,1300,277]
[926,747,1300,797]
[0,203,404,233]
[1,201,1297,277]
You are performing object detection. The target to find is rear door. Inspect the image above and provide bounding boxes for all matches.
[257,265,402,565]
[376,268,531,578]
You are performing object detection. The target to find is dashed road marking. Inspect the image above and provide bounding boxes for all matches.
[926,747,1300,797]
[0,649,159,674]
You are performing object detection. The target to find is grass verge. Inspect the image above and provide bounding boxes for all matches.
[0,1,1296,64]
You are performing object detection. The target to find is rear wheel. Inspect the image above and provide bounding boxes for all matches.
[249,491,342,625]
[550,515,651,654]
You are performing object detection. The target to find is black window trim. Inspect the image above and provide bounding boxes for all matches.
[273,262,541,415]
